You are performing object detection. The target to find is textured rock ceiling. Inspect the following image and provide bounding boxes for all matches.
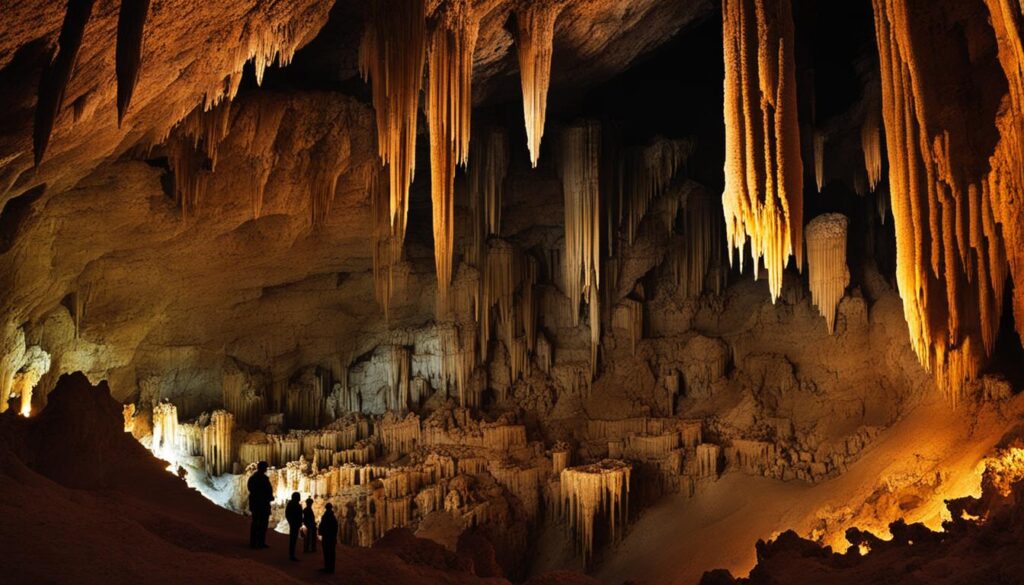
[0,0,714,401]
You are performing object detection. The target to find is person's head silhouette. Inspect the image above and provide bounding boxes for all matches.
[291,491,300,502]
[306,497,314,507]
[257,461,269,473]
[324,503,334,514]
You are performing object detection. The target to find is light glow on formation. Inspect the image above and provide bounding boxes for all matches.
[721,0,805,303]
[514,0,562,167]
[872,0,1008,402]
[427,0,479,302]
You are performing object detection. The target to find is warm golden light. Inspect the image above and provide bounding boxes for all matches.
[722,0,804,302]
[515,1,562,167]
[872,0,1008,402]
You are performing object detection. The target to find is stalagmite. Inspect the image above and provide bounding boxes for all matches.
[151,402,179,461]
[202,410,235,476]
[861,110,883,192]
[560,460,631,564]
[813,131,826,192]
[239,433,273,468]
[360,0,427,253]
[514,1,563,167]
[427,0,479,301]
[721,0,804,301]
[33,0,96,166]
[177,423,202,457]
[871,0,1007,400]
[805,214,850,334]
[611,299,643,355]
[377,412,421,456]
[115,0,151,126]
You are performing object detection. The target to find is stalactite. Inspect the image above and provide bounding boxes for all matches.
[560,460,631,564]
[481,239,518,361]
[427,0,479,302]
[475,129,509,236]
[369,167,404,320]
[536,332,553,374]
[619,139,693,245]
[360,0,427,253]
[861,109,883,192]
[732,439,777,475]
[721,0,804,301]
[813,131,826,192]
[514,1,562,167]
[588,284,600,378]
[805,213,850,334]
[671,189,724,298]
[624,433,680,460]
[696,443,721,478]
[983,0,1024,348]
[552,444,572,475]
[519,255,538,352]
[115,0,151,126]
[558,122,602,327]
[202,410,235,476]
[33,0,96,166]
[872,0,1007,401]
[439,324,476,407]
[166,101,232,217]
[680,420,703,450]
[383,346,411,413]
[611,299,642,355]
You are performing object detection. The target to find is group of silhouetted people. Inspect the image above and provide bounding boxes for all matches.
[248,461,338,574]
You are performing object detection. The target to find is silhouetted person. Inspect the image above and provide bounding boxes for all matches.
[302,497,317,553]
[285,491,302,561]
[247,461,273,549]
[319,503,338,574]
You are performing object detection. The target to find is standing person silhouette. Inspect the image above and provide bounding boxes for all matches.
[302,498,317,553]
[285,492,303,561]
[246,461,273,549]
[318,503,339,573]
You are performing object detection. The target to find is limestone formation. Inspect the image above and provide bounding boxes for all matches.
[805,214,851,334]
[722,0,804,301]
